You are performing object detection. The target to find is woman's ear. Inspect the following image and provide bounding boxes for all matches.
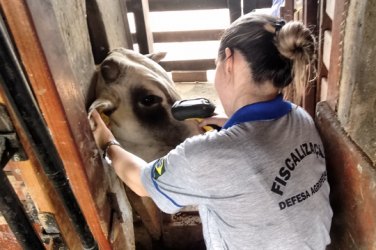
[224,47,233,75]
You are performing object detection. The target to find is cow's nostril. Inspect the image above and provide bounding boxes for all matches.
[101,60,120,83]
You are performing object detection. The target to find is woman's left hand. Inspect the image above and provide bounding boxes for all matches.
[89,109,116,150]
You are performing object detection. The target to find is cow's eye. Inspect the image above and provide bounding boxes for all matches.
[140,95,162,107]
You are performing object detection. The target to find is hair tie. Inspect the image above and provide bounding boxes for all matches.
[275,20,286,34]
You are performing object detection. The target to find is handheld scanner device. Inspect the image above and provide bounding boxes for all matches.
[171,98,218,131]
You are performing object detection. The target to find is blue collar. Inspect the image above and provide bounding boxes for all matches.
[222,94,292,129]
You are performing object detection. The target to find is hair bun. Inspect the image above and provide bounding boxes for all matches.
[276,21,315,62]
[275,21,316,104]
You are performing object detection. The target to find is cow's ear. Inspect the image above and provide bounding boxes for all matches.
[101,60,120,83]
[146,52,167,62]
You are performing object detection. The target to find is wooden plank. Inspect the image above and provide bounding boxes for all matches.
[320,77,328,101]
[162,223,204,249]
[32,1,97,104]
[152,29,223,43]
[172,71,208,82]
[326,0,349,110]
[131,0,154,54]
[86,0,110,64]
[302,83,316,118]
[0,95,81,248]
[281,0,294,21]
[0,223,22,250]
[227,0,241,23]
[294,7,303,21]
[127,0,228,12]
[301,0,319,117]
[336,0,376,165]
[160,59,216,71]
[86,0,134,64]
[315,101,376,250]
[316,0,331,103]
[303,0,319,33]
[326,0,336,20]
[118,0,134,49]
[243,0,273,14]
[125,188,162,240]
[8,161,82,249]
[106,170,135,249]
[0,98,23,250]
[1,0,113,248]
[94,0,133,50]
[323,31,332,74]
[24,1,135,248]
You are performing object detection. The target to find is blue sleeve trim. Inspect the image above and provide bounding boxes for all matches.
[150,163,183,208]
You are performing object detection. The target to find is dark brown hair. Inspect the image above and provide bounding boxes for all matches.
[218,13,316,103]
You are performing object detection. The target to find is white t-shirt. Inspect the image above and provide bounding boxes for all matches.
[141,101,332,250]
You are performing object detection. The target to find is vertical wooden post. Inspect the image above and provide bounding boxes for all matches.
[243,0,273,14]
[325,0,349,110]
[302,0,319,117]
[86,0,134,64]
[227,0,241,23]
[131,0,154,54]
[281,0,294,21]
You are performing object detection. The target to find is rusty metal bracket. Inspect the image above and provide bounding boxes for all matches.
[38,212,67,249]
[0,104,27,165]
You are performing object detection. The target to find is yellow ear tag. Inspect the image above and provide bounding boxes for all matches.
[99,112,110,127]
[185,118,214,132]
[195,118,214,132]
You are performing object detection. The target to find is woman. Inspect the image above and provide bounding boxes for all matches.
[90,13,332,250]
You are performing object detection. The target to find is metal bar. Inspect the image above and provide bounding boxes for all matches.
[0,13,98,250]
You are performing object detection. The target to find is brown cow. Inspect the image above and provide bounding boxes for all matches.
[88,48,204,249]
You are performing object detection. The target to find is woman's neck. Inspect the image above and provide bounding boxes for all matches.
[227,82,279,116]
[225,50,280,116]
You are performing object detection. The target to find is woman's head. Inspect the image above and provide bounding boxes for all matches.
[217,13,316,103]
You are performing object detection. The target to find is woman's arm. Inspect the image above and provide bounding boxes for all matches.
[90,110,149,197]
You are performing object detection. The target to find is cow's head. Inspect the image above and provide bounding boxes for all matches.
[88,48,200,161]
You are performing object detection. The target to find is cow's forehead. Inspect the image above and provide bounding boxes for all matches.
[110,48,158,68]
[108,48,171,81]
[98,48,180,101]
